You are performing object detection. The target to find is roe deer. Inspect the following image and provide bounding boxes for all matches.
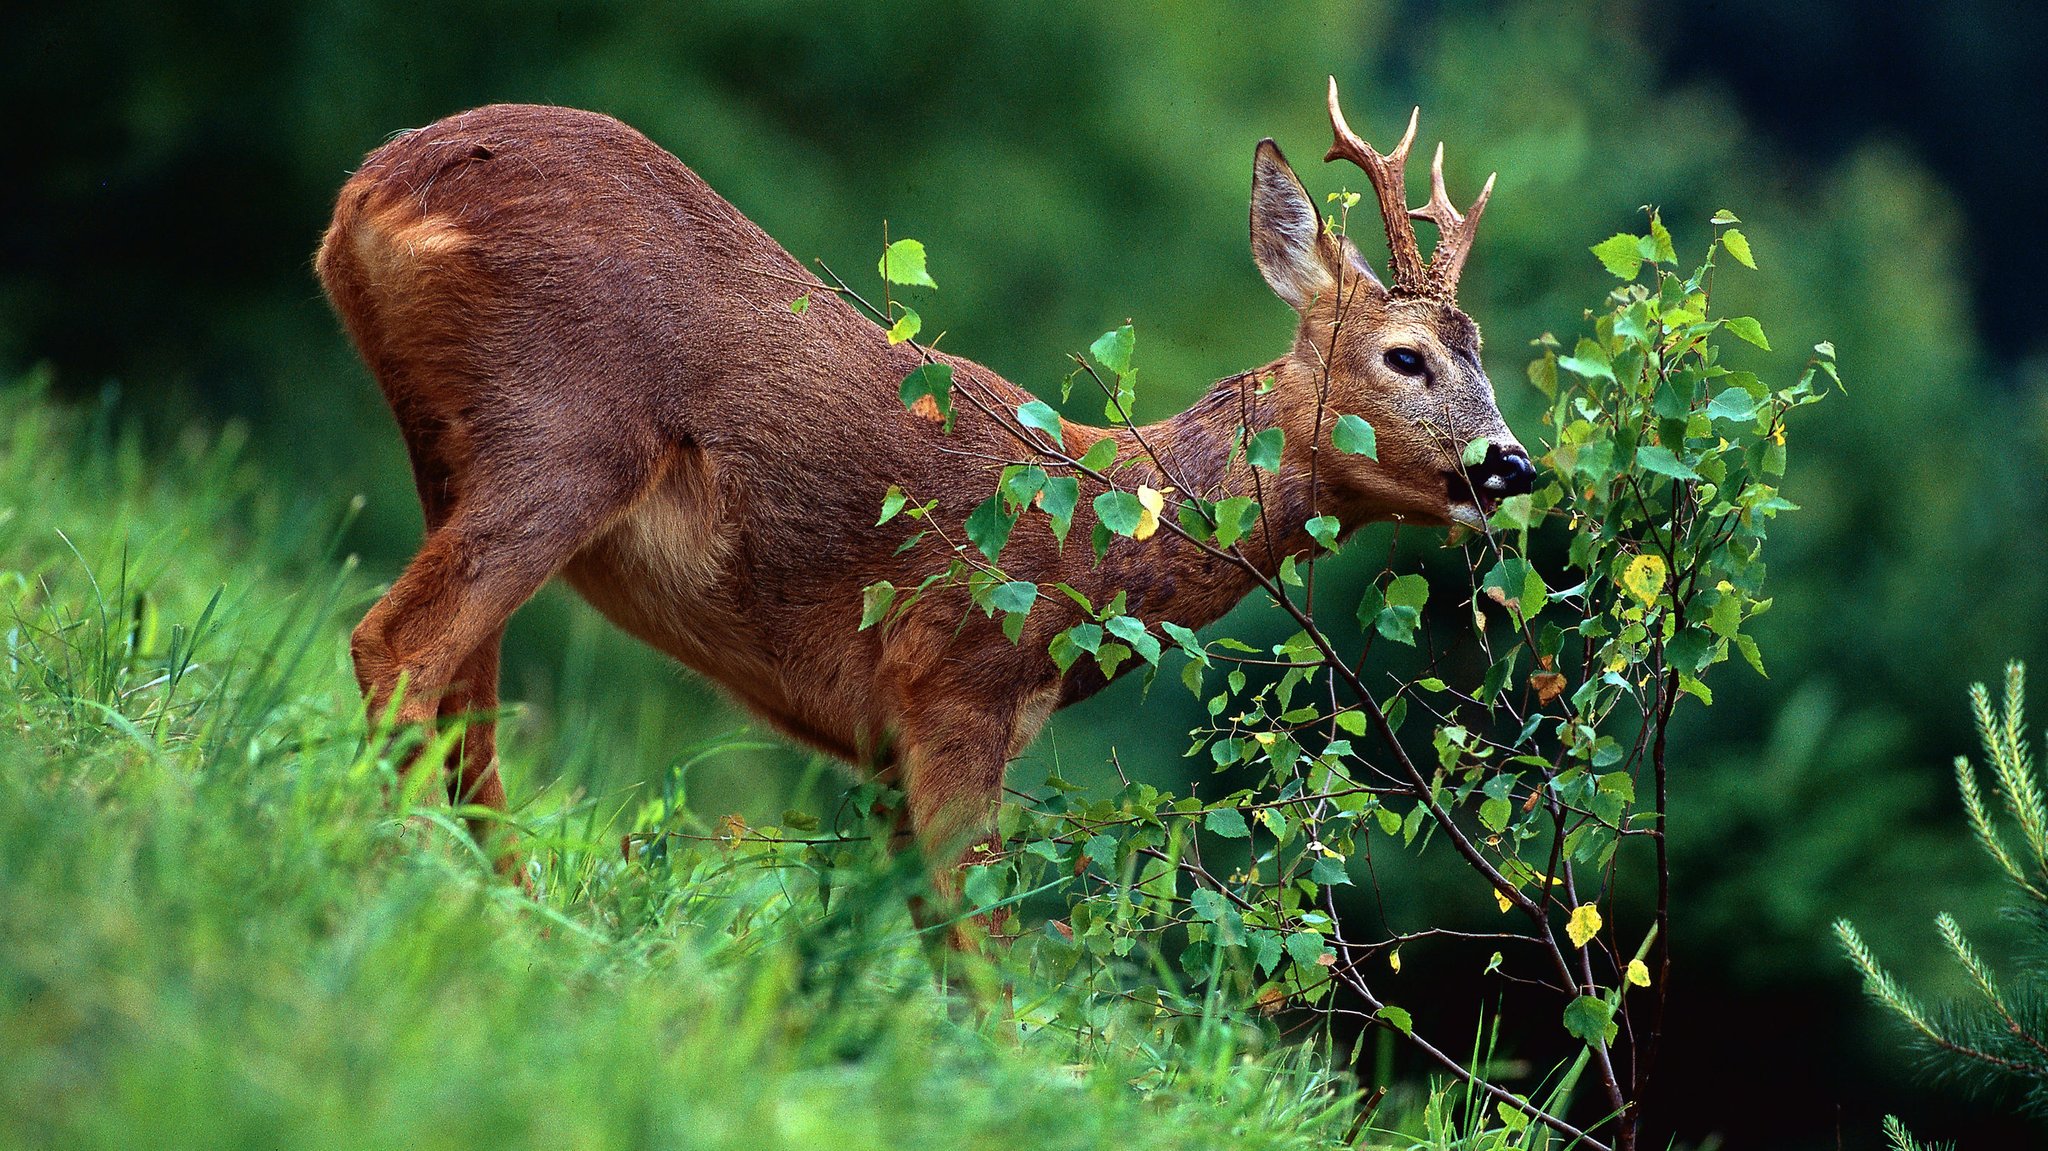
[316,79,1532,916]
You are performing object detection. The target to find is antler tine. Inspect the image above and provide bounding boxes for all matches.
[1410,142,1464,233]
[1324,77,1427,293]
[1406,141,1495,299]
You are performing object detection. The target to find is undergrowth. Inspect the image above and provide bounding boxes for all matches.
[0,375,1409,1149]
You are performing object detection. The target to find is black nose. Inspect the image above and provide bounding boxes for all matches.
[1468,442,1536,499]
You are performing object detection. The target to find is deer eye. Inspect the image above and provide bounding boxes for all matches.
[1383,347,1426,377]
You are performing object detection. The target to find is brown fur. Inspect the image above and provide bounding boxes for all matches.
[315,101,1524,900]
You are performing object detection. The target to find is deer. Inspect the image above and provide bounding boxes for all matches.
[315,78,1534,937]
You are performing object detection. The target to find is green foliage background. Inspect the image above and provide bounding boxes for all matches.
[6,1,2046,1145]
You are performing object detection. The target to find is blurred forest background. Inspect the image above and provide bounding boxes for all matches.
[6,1,2045,1145]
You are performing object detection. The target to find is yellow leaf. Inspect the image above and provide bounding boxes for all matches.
[1567,903,1602,949]
[1626,958,1651,988]
[1388,948,1402,973]
[1619,553,1667,605]
[1134,485,1166,541]
[1495,888,1514,913]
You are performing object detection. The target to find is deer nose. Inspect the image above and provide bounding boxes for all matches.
[1470,442,1537,498]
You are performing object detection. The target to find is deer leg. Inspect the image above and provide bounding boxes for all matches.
[352,439,656,846]
[896,710,1015,951]
[392,427,512,853]
[438,626,513,857]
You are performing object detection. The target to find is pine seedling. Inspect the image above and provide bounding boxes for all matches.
[1837,662,2048,1125]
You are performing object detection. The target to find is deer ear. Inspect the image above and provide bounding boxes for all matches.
[1251,140,1387,312]
[1250,140,1334,311]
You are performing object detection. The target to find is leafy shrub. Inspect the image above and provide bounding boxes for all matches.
[678,205,1836,1151]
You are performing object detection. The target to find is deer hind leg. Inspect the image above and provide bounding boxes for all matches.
[394,428,510,836]
[352,428,659,851]
[439,625,509,844]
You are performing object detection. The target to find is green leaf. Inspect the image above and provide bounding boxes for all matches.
[1665,627,1713,674]
[877,238,936,288]
[788,293,810,314]
[1305,514,1340,549]
[1249,930,1283,975]
[1635,444,1701,480]
[1204,807,1250,839]
[1188,887,1229,922]
[1050,625,1096,672]
[1017,400,1064,446]
[1736,633,1768,677]
[1001,465,1047,510]
[885,306,921,345]
[1481,558,1548,620]
[877,484,908,525]
[1461,437,1492,468]
[1706,387,1759,423]
[1647,211,1678,264]
[1722,315,1771,350]
[1284,931,1327,967]
[1310,854,1351,886]
[1496,1100,1531,1133]
[1038,476,1079,543]
[1361,573,1429,646]
[1211,496,1261,548]
[988,581,1038,615]
[1332,414,1377,458]
[1159,620,1202,658]
[1375,1006,1414,1035]
[1557,339,1615,382]
[1721,228,1756,269]
[1104,615,1161,665]
[1090,324,1135,376]
[898,363,954,423]
[1094,490,1144,537]
[1077,437,1117,473]
[1591,233,1644,279]
[1487,493,1537,531]
[961,863,1004,909]
[1386,573,1429,610]
[1710,208,1741,224]
[964,495,1018,562]
[1562,995,1618,1046]
[1246,426,1285,472]
[858,582,896,630]
[1083,833,1118,867]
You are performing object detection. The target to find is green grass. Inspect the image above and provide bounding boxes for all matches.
[0,377,1394,1151]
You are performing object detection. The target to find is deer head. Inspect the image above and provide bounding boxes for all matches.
[1249,78,1533,529]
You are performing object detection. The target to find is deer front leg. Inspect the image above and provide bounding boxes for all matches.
[896,707,1015,952]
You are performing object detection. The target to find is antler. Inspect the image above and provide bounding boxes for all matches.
[1324,77,1495,301]
[1408,142,1495,296]
[1324,79,1426,294]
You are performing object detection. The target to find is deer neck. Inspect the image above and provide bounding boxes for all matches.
[1081,362,1334,631]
